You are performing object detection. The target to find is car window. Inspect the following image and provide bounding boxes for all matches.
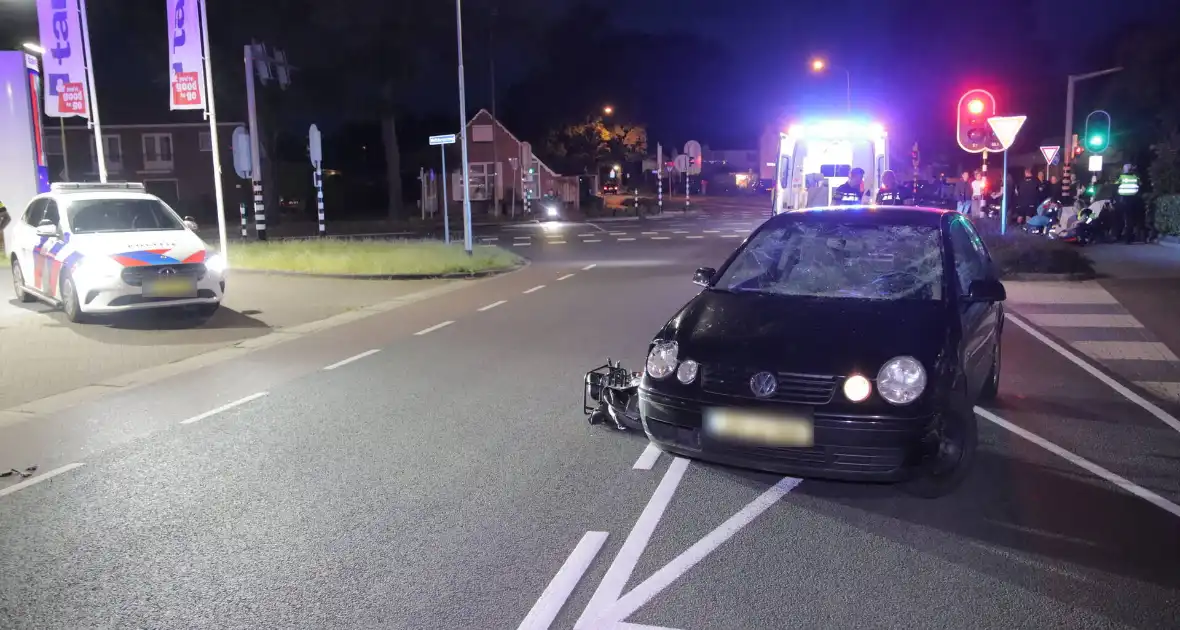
[22,198,46,226]
[65,198,185,234]
[43,200,61,226]
[948,218,986,295]
[713,221,944,301]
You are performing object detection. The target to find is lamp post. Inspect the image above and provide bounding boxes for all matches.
[455,0,473,254]
[810,58,851,113]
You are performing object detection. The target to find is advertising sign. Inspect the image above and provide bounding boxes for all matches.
[168,0,206,110]
[36,0,90,118]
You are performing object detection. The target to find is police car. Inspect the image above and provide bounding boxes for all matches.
[4,182,226,323]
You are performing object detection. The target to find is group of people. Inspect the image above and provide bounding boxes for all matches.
[830,168,908,206]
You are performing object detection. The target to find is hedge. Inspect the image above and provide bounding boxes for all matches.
[1152,193,1180,236]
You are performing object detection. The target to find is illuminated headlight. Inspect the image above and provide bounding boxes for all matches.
[876,356,926,405]
[72,256,122,285]
[646,341,679,379]
[676,359,699,384]
[546,205,558,217]
[205,253,227,275]
[843,374,872,402]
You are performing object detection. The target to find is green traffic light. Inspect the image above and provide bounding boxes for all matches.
[1088,134,1104,148]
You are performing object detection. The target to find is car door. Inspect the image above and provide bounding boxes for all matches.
[947,216,992,398]
[35,199,65,297]
[15,198,47,287]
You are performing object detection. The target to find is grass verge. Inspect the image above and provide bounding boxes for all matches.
[227,239,524,276]
[980,231,1095,278]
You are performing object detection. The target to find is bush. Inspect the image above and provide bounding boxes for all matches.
[1152,193,1180,236]
[980,231,1095,278]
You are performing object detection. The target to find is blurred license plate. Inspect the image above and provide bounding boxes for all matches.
[142,276,197,298]
[704,408,814,447]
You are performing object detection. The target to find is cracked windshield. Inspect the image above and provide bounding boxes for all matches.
[1,0,1178,629]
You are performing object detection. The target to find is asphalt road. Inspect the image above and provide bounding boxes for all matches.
[2,200,1179,629]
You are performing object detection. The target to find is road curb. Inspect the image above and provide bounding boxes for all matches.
[1003,271,1098,282]
[228,260,528,281]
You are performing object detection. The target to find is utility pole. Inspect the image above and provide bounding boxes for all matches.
[489,4,499,214]
[455,0,474,254]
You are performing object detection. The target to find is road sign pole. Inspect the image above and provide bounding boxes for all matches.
[441,146,450,245]
[315,164,325,237]
[244,44,266,241]
[657,143,663,213]
[239,202,247,238]
[1000,149,1009,235]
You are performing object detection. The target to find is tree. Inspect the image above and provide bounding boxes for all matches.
[545,117,647,175]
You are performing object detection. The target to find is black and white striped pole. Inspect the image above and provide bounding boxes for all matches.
[309,124,326,237]
[253,183,266,240]
[239,202,247,238]
[656,143,663,213]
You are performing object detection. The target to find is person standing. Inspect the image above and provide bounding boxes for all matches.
[1015,168,1039,226]
[954,171,972,214]
[833,168,867,205]
[876,170,904,205]
[970,170,987,217]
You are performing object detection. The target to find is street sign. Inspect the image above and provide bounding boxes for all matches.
[1040,145,1060,165]
[674,154,689,173]
[1088,155,1103,172]
[683,140,702,174]
[987,115,1027,151]
[231,126,252,179]
[308,124,323,167]
[429,133,457,146]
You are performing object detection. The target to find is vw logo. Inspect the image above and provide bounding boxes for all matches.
[749,371,777,398]
[158,267,176,275]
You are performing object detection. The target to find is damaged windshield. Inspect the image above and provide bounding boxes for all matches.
[714,221,944,300]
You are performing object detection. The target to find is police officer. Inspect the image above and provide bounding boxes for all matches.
[0,198,10,232]
[1116,163,1143,243]
[833,167,866,205]
[875,170,904,205]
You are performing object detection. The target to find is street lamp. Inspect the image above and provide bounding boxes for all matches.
[603,105,613,116]
[455,0,473,255]
[809,57,851,113]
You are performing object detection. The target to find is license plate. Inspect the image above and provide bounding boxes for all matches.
[142,276,198,298]
[704,408,814,447]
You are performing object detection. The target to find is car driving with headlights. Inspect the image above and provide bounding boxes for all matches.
[4,182,227,323]
[639,206,1005,497]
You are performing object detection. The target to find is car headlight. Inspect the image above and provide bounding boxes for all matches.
[546,205,558,217]
[876,356,926,405]
[646,341,679,379]
[72,256,122,285]
[676,359,699,384]
[843,374,872,402]
[205,253,227,274]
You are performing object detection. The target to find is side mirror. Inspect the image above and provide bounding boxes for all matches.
[183,216,199,231]
[965,278,1006,303]
[692,267,715,287]
[35,221,57,237]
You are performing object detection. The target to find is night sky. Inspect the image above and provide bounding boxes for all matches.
[1,0,1176,159]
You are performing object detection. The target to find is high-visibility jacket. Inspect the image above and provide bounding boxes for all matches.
[1117,173,1141,196]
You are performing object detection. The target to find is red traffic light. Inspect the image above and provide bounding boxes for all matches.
[956,89,1002,154]
[967,99,984,115]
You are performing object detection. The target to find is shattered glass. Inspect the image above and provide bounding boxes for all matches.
[715,222,944,300]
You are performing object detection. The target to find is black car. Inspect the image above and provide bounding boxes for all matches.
[638,205,1005,497]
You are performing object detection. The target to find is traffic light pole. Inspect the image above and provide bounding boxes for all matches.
[1062,67,1122,206]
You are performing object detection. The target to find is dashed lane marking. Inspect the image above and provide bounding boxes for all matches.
[323,349,382,371]
[478,300,507,312]
[523,285,546,294]
[180,392,269,425]
[414,320,454,336]
[0,463,85,498]
[557,274,575,281]
[582,264,597,270]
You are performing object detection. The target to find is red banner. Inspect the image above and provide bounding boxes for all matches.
[57,82,87,115]
[171,71,203,108]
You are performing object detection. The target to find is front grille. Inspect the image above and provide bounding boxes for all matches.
[701,364,838,405]
[121,263,207,286]
[108,289,216,306]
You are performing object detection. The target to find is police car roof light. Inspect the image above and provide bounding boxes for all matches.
[50,182,147,192]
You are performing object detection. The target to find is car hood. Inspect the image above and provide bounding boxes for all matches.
[65,229,209,266]
[666,289,948,376]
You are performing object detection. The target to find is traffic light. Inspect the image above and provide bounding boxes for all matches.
[956,89,1003,153]
[1084,110,1111,153]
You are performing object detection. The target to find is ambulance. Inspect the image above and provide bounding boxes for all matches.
[768,119,890,214]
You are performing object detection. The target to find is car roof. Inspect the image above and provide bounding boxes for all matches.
[770,205,953,228]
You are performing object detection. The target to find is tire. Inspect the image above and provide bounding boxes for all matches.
[11,260,36,303]
[901,386,978,499]
[59,274,88,323]
[978,339,1000,402]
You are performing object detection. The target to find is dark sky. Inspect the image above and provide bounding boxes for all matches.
[1,0,1175,157]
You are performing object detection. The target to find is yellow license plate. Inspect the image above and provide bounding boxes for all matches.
[142,277,197,298]
[704,408,814,446]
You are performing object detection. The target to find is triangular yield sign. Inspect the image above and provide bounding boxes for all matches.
[987,115,1026,151]
[1040,145,1060,164]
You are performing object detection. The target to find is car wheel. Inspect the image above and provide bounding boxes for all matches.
[978,340,1000,402]
[59,274,88,323]
[901,391,978,499]
[11,260,36,303]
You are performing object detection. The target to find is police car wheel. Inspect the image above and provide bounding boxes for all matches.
[60,275,88,323]
[11,261,36,303]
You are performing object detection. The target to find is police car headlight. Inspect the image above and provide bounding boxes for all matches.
[72,256,122,286]
[205,253,227,275]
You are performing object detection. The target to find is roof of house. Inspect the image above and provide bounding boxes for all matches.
[465,108,560,177]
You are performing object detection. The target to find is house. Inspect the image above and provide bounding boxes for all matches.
[447,109,579,213]
[44,122,246,223]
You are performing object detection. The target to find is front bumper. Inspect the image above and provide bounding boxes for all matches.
[76,272,224,313]
[639,388,935,482]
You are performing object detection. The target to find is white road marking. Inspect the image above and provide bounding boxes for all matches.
[598,476,802,624]
[632,442,662,470]
[609,232,628,236]
[1136,381,1180,404]
[702,230,720,233]
[323,349,381,371]
[641,231,658,235]
[578,233,596,237]
[616,624,683,630]
[479,237,499,242]
[180,392,269,425]
[1007,312,1180,435]
[514,235,531,239]
[512,242,531,247]
[414,320,454,336]
[1025,313,1143,328]
[557,274,575,281]
[524,285,546,294]
[582,264,597,271]
[584,239,602,243]
[1073,340,1179,361]
[517,531,610,630]
[478,300,507,312]
[650,236,671,240]
[549,240,568,245]
[720,234,741,238]
[685,235,703,240]
[573,457,689,629]
[0,463,85,498]
[618,237,636,242]
[975,406,1180,519]
[672,230,688,234]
